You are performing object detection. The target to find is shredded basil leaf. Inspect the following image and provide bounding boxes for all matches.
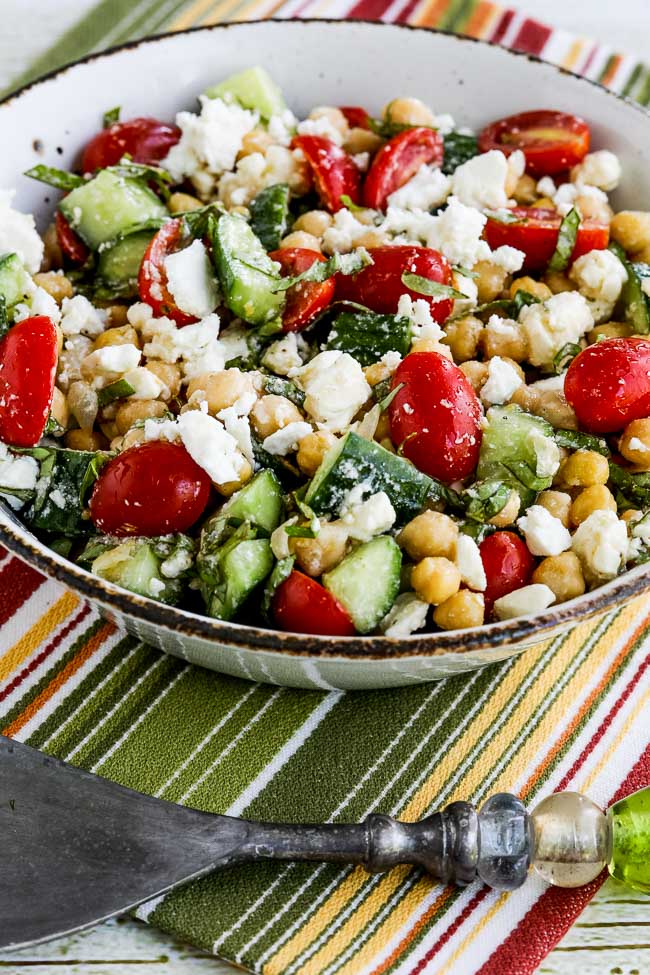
[376,382,404,413]
[284,524,319,538]
[464,481,511,523]
[552,342,582,375]
[0,296,9,341]
[401,272,466,300]
[24,164,85,191]
[43,414,64,437]
[106,159,173,199]
[609,243,650,334]
[608,462,650,509]
[554,428,610,457]
[262,375,305,407]
[181,202,226,240]
[483,209,527,225]
[548,207,580,272]
[428,479,466,514]
[97,378,136,408]
[442,132,478,175]
[452,265,479,280]
[103,106,121,128]
[339,193,366,213]
[270,248,373,293]
[79,452,112,505]
[453,288,541,322]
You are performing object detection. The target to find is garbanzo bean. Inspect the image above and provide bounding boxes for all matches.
[459,360,489,394]
[569,485,617,527]
[64,429,107,451]
[433,590,484,630]
[610,210,650,253]
[619,418,650,467]
[250,395,303,439]
[344,127,383,156]
[558,450,609,487]
[291,523,348,576]
[510,174,538,205]
[145,360,182,401]
[186,369,257,415]
[115,398,167,435]
[443,316,483,363]
[292,210,333,237]
[214,459,253,497]
[411,557,461,605]
[49,387,69,432]
[537,490,572,528]
[279,231,321,252]
[33,270,73,303]
[398,511,458,561]
[474,261,509,303]
[168,191,203,213]
[532,552,585,603]
[92,325,140,351]
[489,490,521,527]
[509,276,552,301]
[296,430,338,476]
[383,97,434,128]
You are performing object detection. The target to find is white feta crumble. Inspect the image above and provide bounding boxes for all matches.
[218,146,307,208]
[455,534,487,591]
[144,410,246,485]
[489,245,525,273]
[163,240,220,319]
[81,343,141,386]
[517,504,571,557]
[628,436,650,454]
[48,488,66,509]
[381,592,429,637]
[262,333,304,375]
[139,310,225,381]
[0,189,44,273]
[518,291,593,369]
[59,294,106,338]
[160,547,193,579]
[569,248,627,303]
[571,509,629,581]
[380,350,402,373]
[420,196,492,268]
[571,150,622,192]
[267,109,298,146]
[451,272,479,316]
[451,149,524,211]
[397,293,444,341]
[57,334,93,390]
[122,367,165,400]
[13,284,61,326]
[631,512,650,546]
[296,114,344,146]
[352,152,370,172]
[339,490,396,542]
[0,442,39,510]
[387,164,451,211]
[322,208,370,254]
[297,350,371,431]
[536,176,557,198]
[480,356,523,406]
[553,180,609,217]
[531,428,561,478]
[262,421,313,456]
[218,323,250,363]
[493,584,556,620]
[149,577,166,597]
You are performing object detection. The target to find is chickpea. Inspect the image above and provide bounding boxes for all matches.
[65,429,107,451]
[610,211,650,254]
[411,557,461,605]
[110,436,124,452]
[310,106,349,136]
[279,231,321,252]
[632,243,650,264]
[296,430,338,476]
[121,426,146,450]
[41,221,63,271]
[54,323,64,356]
[509,276,552,302]
[291,523,348,576]
[168,191,203,214]
[569,485,617,527]
[354,229,389,249]
[214,459,253,497]
[576,194,612,224]
[532,552,585,603]
[67,380,98,431]
[587,321,632,343]
[145,360,182,401]
[250,395,303,439]
[543,269,575,294]
[115,398,167,435]
[535,196,556,209]
[411,338,453,358]
[364,362,392,386]
[537,490,572,528]
[474,261,509,303]
[186,369,257,416]
[511,174,538,206]
[480,321,528,362]
[433,590,484,630]
[106,305,129,327]
[443,316,483,363]
[100,420,120,441]
[398,510,458,561]
[292,210,333,237]
[49,387,69,432]
[619,419,650,467]
[558,450,609,487]
[489,490,521,527]
[92,325,140,352]
[344,127,383,156]
[383,97,434,128]
[459,360,489,394]
[518,387,578,431]
[622,509,643,524]
[33,270,73,303]
[238,127,274,159]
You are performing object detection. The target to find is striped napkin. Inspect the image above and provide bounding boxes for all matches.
[2,4,650,973]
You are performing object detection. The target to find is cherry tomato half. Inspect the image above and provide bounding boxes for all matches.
[268,248,335,333]
[479,531,536,619]
[339,106,371,130]
[335,245,453,322]
[138,219,198,327]
[0,316,58,448]
[478,110,590,177]
[388,352,483,483]
[363,128,444,211]
[292,135,361,212]
[272,570,356,636]
[81,117,181,173]
[89,441,211,537]
[564,338,650,434]
[484,207,609,272]
[55,210,89,265]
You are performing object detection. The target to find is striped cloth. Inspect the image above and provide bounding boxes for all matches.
[2,3,650,973]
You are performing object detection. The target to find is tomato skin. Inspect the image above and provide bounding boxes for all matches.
[55,210,90,265]
[480,531,536,619]
[388,352,483,482]
[564,338,650,434]
[272,570,356,636]
[291,135,361,212]
[335,245,453,322]
[81,117,180,172]
[138,219,198,327]
[484,207,609,272]
[478,110,590,177]
[89,442,211,537]
[268,248,335,333]
[0,316,58,448]
[339,106,371,130]
[363,128,444,211]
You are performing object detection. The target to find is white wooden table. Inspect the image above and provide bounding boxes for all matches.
[1,2,649,971]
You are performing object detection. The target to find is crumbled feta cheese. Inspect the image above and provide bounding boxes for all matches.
[451,272,479,316]
[420,196,492,268]
[571,509,629,581]
[148,577,166,597]
[387,164,451,211]
[322,208,370,254]
[352,152,370,172]
[628,436,650,454]
[397,293,444,341]
[218,323,250,363]
[262,421,313,456]
[569,248,627,303]
[140,311,225,381]
[493,583,556,620]
[480,356,523,406]
[296,114,344,146]
[631,512,650,545]
[162,96,258,197]
[531,428,561,478]
[340,490,396,542]
[455,534,487,591]
[297,350,371,431]
[270,517,297,560]
[0,442,39,510]
[218,145,307,208]
[451,149,524,211]
[48,488,66,509]
[519,291,593,369]
[267,109,298,146]
[381,592,429,637]
[122,367,165,400]
[489,245,525,273]
[57,334,93,390]
[380,350,403,373]
[553,180,609,217]
[536,176,557,198]
[144,410,245,484]
[517,504,571,556]
[14,284,61,326]
[81,343,141,386]
[160,547,193,578]
[571,150,621,192]
[59,294,106,338]
[262,333,304,375]
[432,113,458,136]
[163,240,220,319]
[0,189,44,273]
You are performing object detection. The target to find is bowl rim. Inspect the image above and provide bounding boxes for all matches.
[2,17,650,661]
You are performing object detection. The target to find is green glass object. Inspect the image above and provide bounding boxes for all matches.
[608,786,650,893]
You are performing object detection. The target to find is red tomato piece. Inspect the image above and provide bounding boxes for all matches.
[291,135,361,212]
[335,245,453,322]
[478,110,590,177]
[388,352,483,482]
[81,117,180,173]
[564,338,650,434]
[0,316,58,448]
[138,219,198,327]
[363,128,444,211]
[484,207,609,272]
[339,106,371,130]
[272,570,356,636]
[89,441,211,537]
[55,210,90,265]
[480,531,536,619]
[269,248,335,332]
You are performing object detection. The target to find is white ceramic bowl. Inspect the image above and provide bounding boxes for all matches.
[2,20,650,691]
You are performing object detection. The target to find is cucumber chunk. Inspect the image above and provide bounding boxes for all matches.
[477,405,557,509]
[211,213,285,326]
[84,534,194,605]
[203,532,274,620]
[305,432,432,525]
[0,253,31,309]
[97,227,158,293]
[326,311,412,366]
[250,183,290,251]
[323,537,402,634]
[205,66,287,121]
[205,468,284,543]
[59,170,167,249]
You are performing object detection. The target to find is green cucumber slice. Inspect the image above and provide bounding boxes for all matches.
[250,183,290,251]
[59,170,167,249]
[0,253,31,309]
[323,536,402,633]
[211,212,285,326]
[97,227,157,292]
[204,67,287,120]
[477,404,557,509]
[204,535,274,620]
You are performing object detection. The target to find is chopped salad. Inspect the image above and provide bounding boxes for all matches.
[2,66,650,638]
